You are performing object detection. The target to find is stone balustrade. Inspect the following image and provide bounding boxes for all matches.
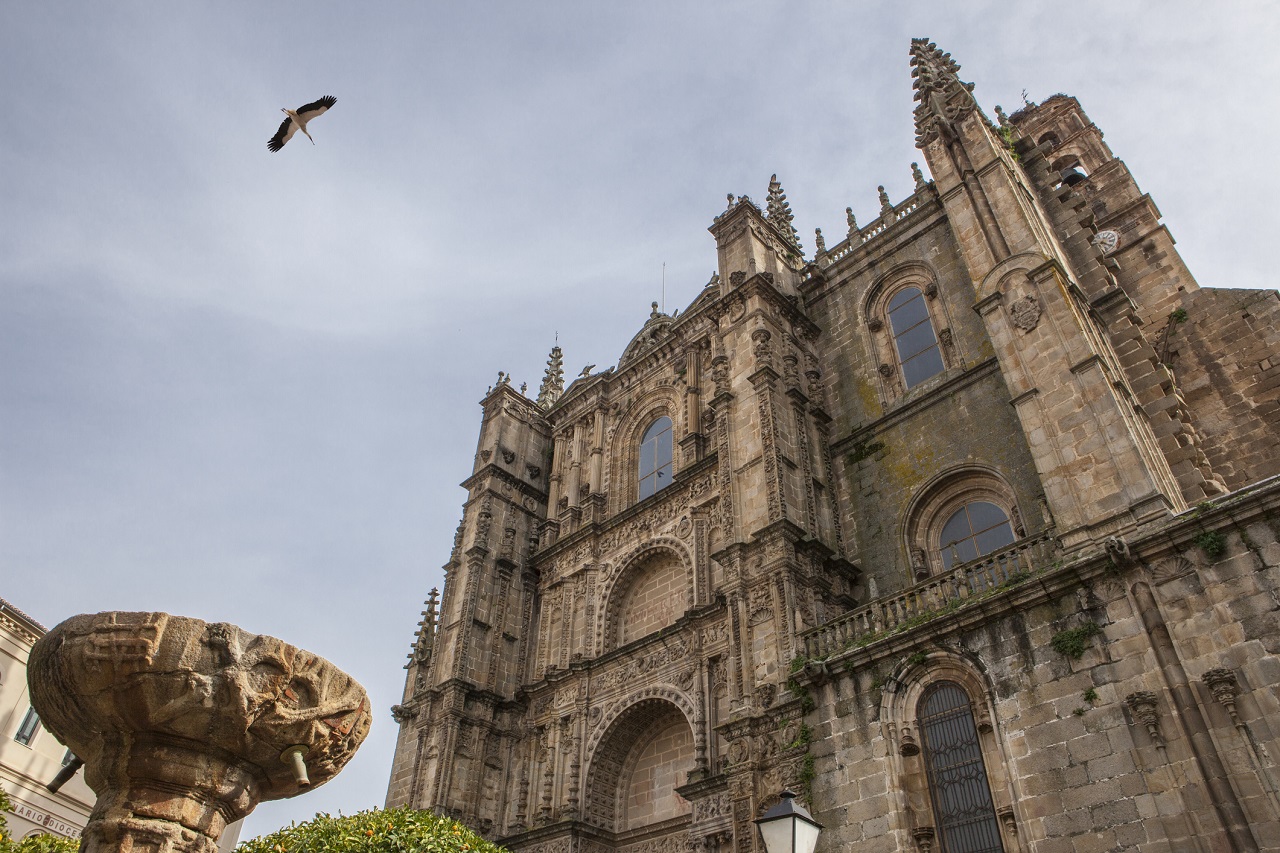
[802,530,1059,660]
[820,187,933,265]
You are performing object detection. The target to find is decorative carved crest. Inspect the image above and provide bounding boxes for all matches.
[1008,295,1042,332]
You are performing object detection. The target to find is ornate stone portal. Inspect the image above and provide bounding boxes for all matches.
[27,612,371,853]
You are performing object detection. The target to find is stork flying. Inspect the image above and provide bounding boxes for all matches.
[267,95,337,152]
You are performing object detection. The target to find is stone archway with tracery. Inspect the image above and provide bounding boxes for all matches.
[582,696,697,835]
[598,539,694,651]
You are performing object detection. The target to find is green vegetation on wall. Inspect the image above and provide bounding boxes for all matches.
[1194,531,1227,560]
[1050,621,1103,659]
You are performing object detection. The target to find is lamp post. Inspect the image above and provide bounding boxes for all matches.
[754,790,822,853]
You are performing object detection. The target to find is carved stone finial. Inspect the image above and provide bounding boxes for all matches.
[814,227,827,255]
[727,193,736,208]
[846,206,859,239]
[651,301,661,318]
[711,355,730,397]
[909,38,981,146]
[1203,667,1242,725]
[706,271,720,289]
[1125,691,1163,746]
[912,162,927,190]
[536,345,565,409]
[995,105,1009,127]
[878,185,893,216]
[766,173,803,253]
[899,726,920,756]
[912,826,936,853]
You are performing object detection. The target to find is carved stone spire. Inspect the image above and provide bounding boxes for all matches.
[910,37,981,146]
[766,173,803,253]
[912,162,928,191]
[536,344,565,409]
[846,206,859,238]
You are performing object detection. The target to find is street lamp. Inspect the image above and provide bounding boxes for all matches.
[754,790,823,853]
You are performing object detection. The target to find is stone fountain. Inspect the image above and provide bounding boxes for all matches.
[28,612,371,853]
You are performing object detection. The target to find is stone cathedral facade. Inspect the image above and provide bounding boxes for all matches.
[387,40,1280,853]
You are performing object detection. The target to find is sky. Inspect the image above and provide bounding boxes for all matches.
[1,1,1277,841]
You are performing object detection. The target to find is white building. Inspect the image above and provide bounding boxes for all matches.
[1,596,93,841]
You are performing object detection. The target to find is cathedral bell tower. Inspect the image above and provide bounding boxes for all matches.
[910,38,1185,547]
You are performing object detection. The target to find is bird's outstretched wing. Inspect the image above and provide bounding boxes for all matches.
[296,95,337,120]
[267,116,297,152]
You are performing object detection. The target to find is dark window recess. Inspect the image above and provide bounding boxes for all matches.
[638,417,674,501]
[919,682,1004,853]
[887,287,945,388]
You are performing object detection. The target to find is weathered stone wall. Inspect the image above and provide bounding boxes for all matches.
[1172,286,1280,489]
[801,491,1280,852]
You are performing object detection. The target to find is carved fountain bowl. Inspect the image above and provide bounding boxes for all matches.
[28,612,371,853]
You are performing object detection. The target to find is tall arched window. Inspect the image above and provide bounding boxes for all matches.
[939,501,1016,570]
[887,287,945,389]
[638,417,673,500]
[918,682,1003,852]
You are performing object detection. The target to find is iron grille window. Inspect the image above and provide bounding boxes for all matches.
[638,416,673,501]
[887,286,945,389]
[939,501,1015,571]
[919,682,1003,853]
[14,707,40,745]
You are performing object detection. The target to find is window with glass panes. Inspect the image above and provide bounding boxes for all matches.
[939,501,1016,570]
[918,682,1004,853]
[887,286,945,388]
[14,707,40,745]
[638,417,673,501]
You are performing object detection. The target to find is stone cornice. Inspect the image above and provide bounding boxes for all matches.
[708,272,823,340]
[460,463,550,506]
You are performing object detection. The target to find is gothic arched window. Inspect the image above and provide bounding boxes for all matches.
[887,286,945,389]
[938,501,1016,571]
[918,682,1004,852]
[638,416,673,501]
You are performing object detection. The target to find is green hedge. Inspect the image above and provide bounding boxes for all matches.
[237,808,508,853]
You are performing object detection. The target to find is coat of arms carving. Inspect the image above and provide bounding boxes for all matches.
[1009,294,1042,332]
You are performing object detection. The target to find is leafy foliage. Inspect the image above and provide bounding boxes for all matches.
[0,788,81,853]
[237,808,508,853]
[1050,622,1103,659]
[1194,531,1227,560]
